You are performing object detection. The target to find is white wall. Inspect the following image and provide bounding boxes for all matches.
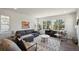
[37,13,77,39]
[0,9,36,39]
[75,9,79,45]
[64,13,77,39]
[76,9,79,19]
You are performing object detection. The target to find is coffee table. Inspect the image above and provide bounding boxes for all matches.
[40,34,50,43]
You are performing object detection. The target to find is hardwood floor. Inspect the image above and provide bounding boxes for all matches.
[23,36,79,51]
[59,39,79,51]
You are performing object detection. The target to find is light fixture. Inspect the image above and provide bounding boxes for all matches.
[13,8,17,10]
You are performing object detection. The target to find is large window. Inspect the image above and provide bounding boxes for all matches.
[0,15,10,32]
[37,19,64,31]
[53,19,64,30]
[43,21,51,29]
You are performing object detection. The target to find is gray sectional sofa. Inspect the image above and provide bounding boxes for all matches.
[15,29,40,42]
[14,29,40,51]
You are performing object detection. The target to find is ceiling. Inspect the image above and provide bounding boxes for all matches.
[0,8,77,18]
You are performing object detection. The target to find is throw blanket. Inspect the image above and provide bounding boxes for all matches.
[19,34,33,41]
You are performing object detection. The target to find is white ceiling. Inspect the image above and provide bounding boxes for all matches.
[0,8,77,18]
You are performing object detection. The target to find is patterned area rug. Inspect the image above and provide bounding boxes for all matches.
[33,36,61,51]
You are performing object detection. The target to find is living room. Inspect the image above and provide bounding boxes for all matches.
[0,8,79,51]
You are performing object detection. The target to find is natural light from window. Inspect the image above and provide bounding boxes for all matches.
[0,15,10,32]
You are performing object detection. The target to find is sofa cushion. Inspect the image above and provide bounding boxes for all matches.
[22,34,34,42]
[32,33,39,37]
[25,29,34,34]
[15,29,40,43]
[15,29,34,37]
[19,34,33,40]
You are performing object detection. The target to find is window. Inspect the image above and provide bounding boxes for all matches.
[0,15,10,32]
[53,19,65,30]
[37,19,65,31]
[43,21,51,29]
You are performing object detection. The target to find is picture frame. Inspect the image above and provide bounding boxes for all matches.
[22,20,29,29]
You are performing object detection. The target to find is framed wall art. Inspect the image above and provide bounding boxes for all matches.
[21,20,29,29]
